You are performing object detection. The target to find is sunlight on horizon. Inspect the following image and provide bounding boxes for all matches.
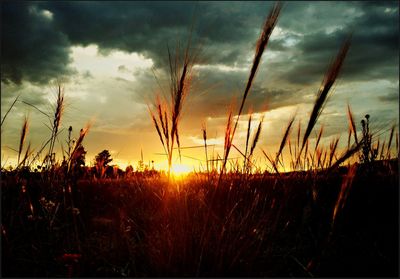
[171,163,193,176]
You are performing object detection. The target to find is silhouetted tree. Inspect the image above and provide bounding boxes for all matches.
[95,150,112,167]
[94,150,112,178]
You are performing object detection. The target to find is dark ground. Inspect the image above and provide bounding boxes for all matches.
[1,161,398,277]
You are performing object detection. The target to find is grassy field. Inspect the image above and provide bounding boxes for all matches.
[1,161,398,277]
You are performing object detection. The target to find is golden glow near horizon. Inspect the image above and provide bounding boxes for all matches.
[171,163,193,175]
[154,160,194,174]
[1,93,397,172]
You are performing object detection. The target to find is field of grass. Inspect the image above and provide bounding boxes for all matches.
[1,161,398,277]
[1,2,399,277]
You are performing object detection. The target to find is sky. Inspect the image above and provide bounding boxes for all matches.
[1,1,399,171]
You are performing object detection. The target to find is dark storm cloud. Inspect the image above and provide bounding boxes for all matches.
[282,1,399,84]
[1,2,75,85]
[1,1,398,88]
[40,1,276,66]
[1,1,273,85]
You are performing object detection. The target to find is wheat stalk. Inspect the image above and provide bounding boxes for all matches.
[298,37,351,167]
[1,94,20,128]
[347,104,358,145]
[17,116,29,166]
[244,112,253,171]
[386,124,395,159]
[275,115,295,167]
[221,2,282,174]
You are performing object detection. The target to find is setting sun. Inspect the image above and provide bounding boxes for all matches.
[171,164,192,177]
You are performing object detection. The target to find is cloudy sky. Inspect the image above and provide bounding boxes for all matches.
[1,1,398,171]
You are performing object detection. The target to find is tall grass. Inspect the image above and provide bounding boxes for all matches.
[17,115,29,166]
[44,85,65,169]
[222,108,234,173]
[297,37,351,168]
[311,125,324,167]
[386,124,395,159]
[244,112,253,171]
[221,2,282,175]
[232,114,265,175]
[67,124,91,175]
[347,104,358,145]
[149,39,198,178]
[275,115,296,170]
[332,164,357,227]
[201,122,209,176]
[1,94,20,129]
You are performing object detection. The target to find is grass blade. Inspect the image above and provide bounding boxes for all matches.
[222,2,282,173]
[300,37,351,159]
[276,115,295,165]
[17,116,29,166]
[1,94,20,128]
